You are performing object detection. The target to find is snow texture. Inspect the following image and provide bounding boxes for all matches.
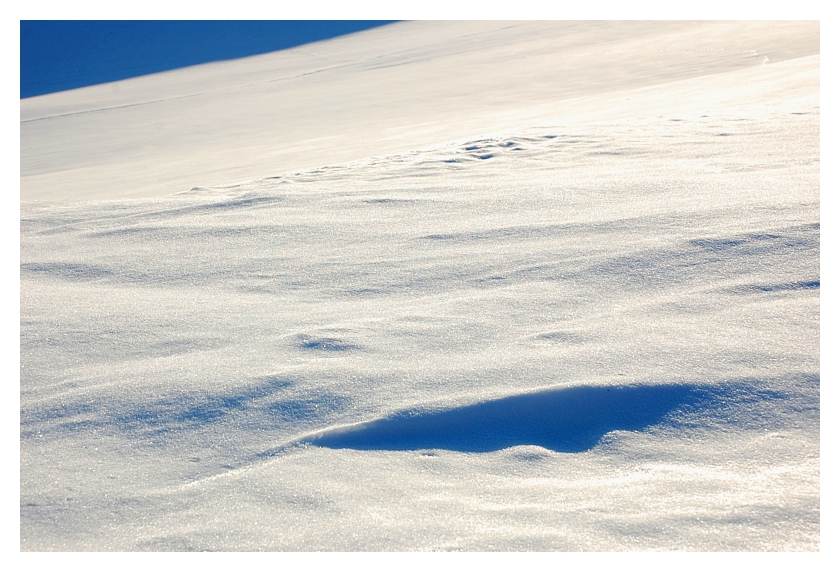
[20,21,819,551]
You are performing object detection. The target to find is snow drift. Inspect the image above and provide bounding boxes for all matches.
[20,21,819,551]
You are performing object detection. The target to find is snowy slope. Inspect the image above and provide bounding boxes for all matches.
[21,21,818,201]
[20,21,819,551]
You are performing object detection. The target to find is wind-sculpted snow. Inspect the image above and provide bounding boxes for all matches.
[20,21,819,201]
[306,378,818,453]
[20,25,819,550]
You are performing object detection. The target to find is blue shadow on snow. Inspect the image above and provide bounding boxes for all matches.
[308,383,706,453]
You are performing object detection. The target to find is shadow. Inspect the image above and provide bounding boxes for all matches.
[307,384,707,453]
[117,376,299,431]
[297,335,360,352]
[20,375,301,439]
[731,280,819,294]
[21,262,113,281]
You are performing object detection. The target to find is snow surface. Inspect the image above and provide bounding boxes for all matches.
[20,21,819,551]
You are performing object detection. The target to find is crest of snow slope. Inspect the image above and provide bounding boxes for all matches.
[20,21,818,550]
[21,20,818,201]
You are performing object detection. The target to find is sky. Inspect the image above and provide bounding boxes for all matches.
[19,20,396,98]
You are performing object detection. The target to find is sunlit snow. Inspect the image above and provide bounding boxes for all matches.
[20,21,819,551]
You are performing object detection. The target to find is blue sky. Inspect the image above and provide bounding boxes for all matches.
[20,21,396,98]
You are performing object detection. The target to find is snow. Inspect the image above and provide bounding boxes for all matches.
[19,21,820,551]
[21,20,818,202]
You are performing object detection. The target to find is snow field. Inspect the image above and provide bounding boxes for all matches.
[21,96,819,549]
